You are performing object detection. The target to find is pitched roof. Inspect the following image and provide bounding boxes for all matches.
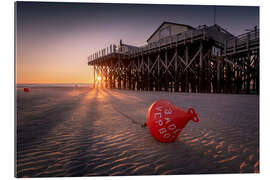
[147,21,194,42]
[122,43,138,49]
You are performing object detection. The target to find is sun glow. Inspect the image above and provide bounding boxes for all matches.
[97,76,101,81]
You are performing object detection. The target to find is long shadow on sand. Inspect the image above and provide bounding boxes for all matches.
[16,89,96,177]
[17,90,90,152]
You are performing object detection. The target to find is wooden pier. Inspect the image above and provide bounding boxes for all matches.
[88,24,259,94]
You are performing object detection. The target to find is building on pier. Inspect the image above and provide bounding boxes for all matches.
[146,22,194,44]
[87,22,259,94]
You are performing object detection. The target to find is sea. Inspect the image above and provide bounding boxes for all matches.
[16,83,94,88]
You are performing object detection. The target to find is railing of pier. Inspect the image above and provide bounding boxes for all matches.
[88,44,119,63]
[223,28,259,55]
[88,25,208,63]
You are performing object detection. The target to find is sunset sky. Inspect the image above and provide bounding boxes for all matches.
[16,2,259,84]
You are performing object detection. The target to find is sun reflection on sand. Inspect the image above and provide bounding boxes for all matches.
[85,88,97,99]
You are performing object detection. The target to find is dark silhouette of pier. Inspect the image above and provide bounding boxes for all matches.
[88,24,259,94]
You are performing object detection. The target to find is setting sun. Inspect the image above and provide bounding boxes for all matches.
[97,76,101,81]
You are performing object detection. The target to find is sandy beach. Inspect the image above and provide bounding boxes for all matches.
[16,87,259,177]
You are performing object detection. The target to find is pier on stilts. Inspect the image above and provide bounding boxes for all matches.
[88,23,259,94]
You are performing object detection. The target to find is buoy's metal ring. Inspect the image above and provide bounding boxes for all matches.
[188,108,199,122]
[188,107,195,114]
[192,116,199,122]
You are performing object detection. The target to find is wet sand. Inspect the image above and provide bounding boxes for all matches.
[16,87,259,177]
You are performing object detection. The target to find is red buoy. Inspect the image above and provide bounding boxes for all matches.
[146,100,199,143]
[24,88,30,92]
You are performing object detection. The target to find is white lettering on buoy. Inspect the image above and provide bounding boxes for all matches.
[168,123,176,131]
[164,108,172,115]
[164,117,171,124]
[153,104,182,140]
[159,128,167,134]
[154,112,162,119]
[155,106,163,112]
[155,119,163,126]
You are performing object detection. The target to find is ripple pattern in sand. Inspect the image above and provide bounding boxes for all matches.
[16,88,259,177]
